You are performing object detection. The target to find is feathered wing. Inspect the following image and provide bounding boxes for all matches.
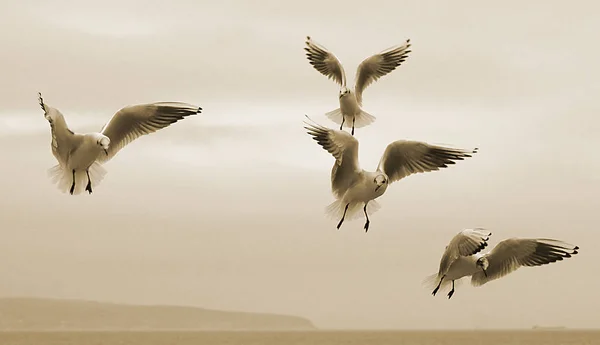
[376,140,478,184]
[304,36,347,87]
[471,238,579,287]
[96,102,202,163]
[437,228,492,277]
[38,92,77,166]
[303,115,360,198]
[354,39,411,106]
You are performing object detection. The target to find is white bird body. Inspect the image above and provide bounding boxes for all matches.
[304,36,412,135]
[38,93,201,195]
[425,229,580,299]
[304,116,477,232]
[65,134,105,169]
[339,170,388,205]
[443,255,481,281]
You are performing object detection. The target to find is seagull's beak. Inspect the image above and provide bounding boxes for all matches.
[375,185,381,192]
[104,148,108,156]
[482,269,488,277]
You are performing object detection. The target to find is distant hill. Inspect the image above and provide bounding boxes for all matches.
[0,298,316,331]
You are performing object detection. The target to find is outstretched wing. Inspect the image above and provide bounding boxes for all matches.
[438,228,492,276]
[96,102,202,163]
[303,115,360,198]
[354,39,411,106]
[377,140,478,184]
[304,36,347,87]
[471,238,579,286]
[38,92,78,166]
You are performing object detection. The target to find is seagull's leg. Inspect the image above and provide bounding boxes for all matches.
[85,170,93,194]
[351,116,356,136]
[339,116,345,130]
[447,280,455,299]
[363,203,370,233]
[337,203,350,230]
[69,169,76,195]
[432,275,445,296]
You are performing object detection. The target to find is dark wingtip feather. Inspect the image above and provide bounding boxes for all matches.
[37,92,46,113]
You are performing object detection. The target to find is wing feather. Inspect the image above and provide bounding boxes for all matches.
[377,140,478,184]
[303,116,360,198]
[471,238,579,286]
[96,102,201,163]
[438,228,492,277]
[354,39,411,105]
[38,92,77,166]
[304,36,347,87]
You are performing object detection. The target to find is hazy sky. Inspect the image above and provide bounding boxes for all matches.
[1,0,599,330]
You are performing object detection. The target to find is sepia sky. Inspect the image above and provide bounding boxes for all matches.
[1,0,599,330]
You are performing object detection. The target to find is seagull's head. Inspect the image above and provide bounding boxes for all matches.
[93,134,110,155]
[373,174,388,192]
[339,87,351,99]
[476,257,489,277]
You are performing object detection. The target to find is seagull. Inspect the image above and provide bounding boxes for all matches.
[304,36,411,135]
[425,229,580,299]
[303,116,477,232]
[38,92,202,195]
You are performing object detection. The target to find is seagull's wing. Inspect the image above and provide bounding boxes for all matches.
[438,228,492,276]
[304,36,347,87]
[303,115,360,198]
[96,102,202,163]
[376,140,478,185]
[471,238,579,286]
[38,92,79,166]
[354,39,411,106]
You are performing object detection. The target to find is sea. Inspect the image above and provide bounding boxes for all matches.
[0,330,597,345]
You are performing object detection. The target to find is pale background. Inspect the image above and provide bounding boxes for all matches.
[0,0,598,329]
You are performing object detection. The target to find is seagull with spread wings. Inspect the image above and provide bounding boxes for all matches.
[303,116,477,232]
[304,36,411,135]
[38,92,202,195]
[424,229,579,299]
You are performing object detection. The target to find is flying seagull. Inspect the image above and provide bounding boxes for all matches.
[425,229,579,299]
[38,92,202,195]
[303,116,477,232]
[304,36,411,135]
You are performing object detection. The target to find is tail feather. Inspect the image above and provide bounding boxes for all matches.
[422,273,463,296]
[324,199,382,222]
[325,108,376,129]
[422,273,441,291]
[422,273,450,294]
[47,162,107,195]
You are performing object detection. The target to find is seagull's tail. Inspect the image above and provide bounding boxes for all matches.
[421,273,461,296]
[422,273,442,291]
[325,108,376,129]
[47,162,107,195]
[324,199,381,223]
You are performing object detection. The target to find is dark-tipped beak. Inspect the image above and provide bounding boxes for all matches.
[375,185,381,192]
[104,149,108,156]
[482,269,488,277]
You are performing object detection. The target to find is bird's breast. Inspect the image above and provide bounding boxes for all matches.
[68,141,103,170]
[445,256,479,280]
[344,181,387,203]
[339,93,360,115]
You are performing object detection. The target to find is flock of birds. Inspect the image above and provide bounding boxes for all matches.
[36,36,579,299]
